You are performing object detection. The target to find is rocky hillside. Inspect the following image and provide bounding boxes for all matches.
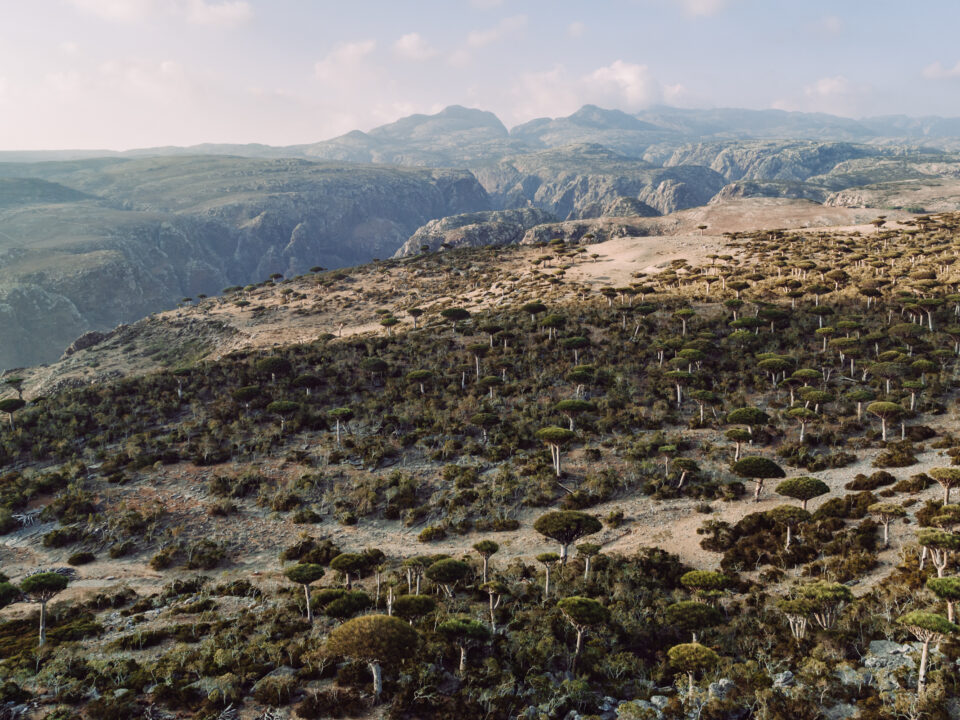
[0,158,489,367]
[471,144,725,218]
[393,207,556,257]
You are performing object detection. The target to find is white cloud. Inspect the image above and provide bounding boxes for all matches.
[772,75,873,116]
[67,0,156,22]
[470,0,504,8]
[567,21,586,38]
[314,40,377,83]
[587,61,663,109]
[66,0,252,26]
[677,0,730,18]
[511,60,668,122]
[466,15,527,49]
[923,61,960,80]
[393,33,437,61]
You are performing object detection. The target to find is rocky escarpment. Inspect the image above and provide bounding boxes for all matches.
[658,141,876,183]
[710,181,828,204]
[0,160,490,366]
[471,144,725,219]
[394,207,556,257]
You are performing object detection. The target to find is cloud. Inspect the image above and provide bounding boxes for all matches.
[470,0,504,8]
[393,33,437,61]
[923,61,960,80]
[511,60,668,121]
[466,15,527,49]
[67,0,155,22]
[314,40,377,83]
[66,0,253,26]
[587,61,663,109]
[567,21,586,38]
[677,0,730,18]
[772,75,873,116]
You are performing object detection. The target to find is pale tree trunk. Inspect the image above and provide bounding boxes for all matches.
[39,601,47,647]
[369,662,383,702]
[458,645,468,676]
[918,640,930,695]
[543,567,551,597]
[304,585,313,623]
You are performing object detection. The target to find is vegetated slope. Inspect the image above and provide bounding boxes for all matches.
[0,156,489,367]
[1,209,960,718]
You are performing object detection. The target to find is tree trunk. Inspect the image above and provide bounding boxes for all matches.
[459,645,468,676]
[369,662,383,702]
[38,601,47,647]
[304,585,313,623]
[544,567,551,597]
[571,628,584,672]
[883,521,889,548]
[785,524,792,550]
[918,640,929,695]
[754,479,763,502]
[584,557,591,580]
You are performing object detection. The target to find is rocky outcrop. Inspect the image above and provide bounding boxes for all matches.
[61,330,112,358]
[394,207,556,257]
[520,217,651,245]
[710,181,828,204]
[471,144,725,219]
[659,141,876,183]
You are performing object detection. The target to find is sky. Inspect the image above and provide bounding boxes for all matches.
[2,0,960,150]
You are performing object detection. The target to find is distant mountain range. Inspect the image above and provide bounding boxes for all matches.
[6,104,960,165]
[5,103,960,367]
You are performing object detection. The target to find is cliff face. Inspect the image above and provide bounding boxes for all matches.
[393,207,556,257]
[0,160,490,366]
[470,144,726,219]
[658,141,876,183]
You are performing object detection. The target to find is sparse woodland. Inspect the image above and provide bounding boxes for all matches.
[3,215,960,719]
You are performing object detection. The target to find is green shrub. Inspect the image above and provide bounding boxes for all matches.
[418,525,447,542]
[67,551,95,566]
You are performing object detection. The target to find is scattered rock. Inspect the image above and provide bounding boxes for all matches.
[824,703,857,720]
[709,678,735,699]
[773,670,795,688]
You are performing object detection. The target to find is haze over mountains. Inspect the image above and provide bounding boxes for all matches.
[5,103,960,367]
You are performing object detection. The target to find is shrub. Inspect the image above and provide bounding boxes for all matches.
[184,539,226,570]
[149,546,178,570]
[295,688,365,718]
[108,540,134,558]
[251,674,296,706]
[845,471,896,491]
[67,551,95,566]
[42,527,82,548]
[418,525,447,542]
